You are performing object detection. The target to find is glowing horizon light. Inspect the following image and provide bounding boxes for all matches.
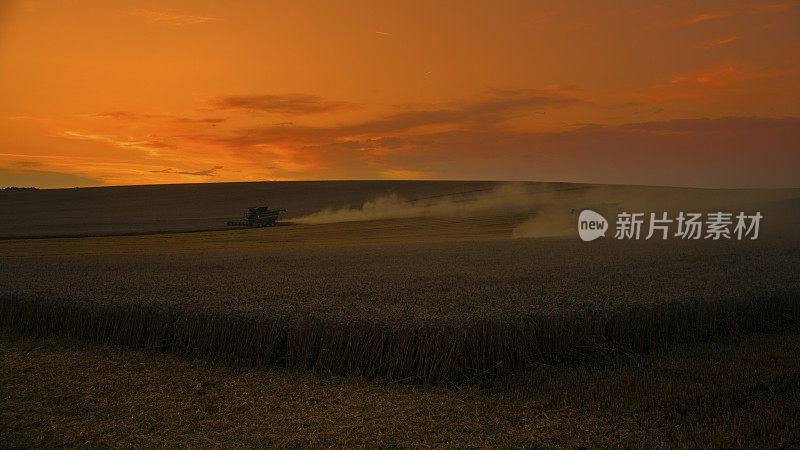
[0,0,798,188]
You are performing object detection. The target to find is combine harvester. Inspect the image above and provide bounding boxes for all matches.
[227,206,287,227]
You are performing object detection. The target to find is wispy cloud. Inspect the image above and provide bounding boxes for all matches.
[684,2,797,24]
[615,64,798,102]
[94,111,226,125]
[128,10,220,26]
[749,2,797,14]
[63,131,174,156]
[206,88,584,150]
[150,165,223,176]
[684,11,737,24]
[703,35,741,48]
[208,94,355,115]
[667,65,795,89]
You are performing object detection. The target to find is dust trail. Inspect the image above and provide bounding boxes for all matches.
[509,185,800,239]
[293,183,547,224]
[294,182,791,235]
[512,207,577,238]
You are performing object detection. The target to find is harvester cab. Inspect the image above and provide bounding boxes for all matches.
[227,205,287,227]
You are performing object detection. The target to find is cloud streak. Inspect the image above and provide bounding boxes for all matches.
[63,131,175,156]
[703,36,741,48]
[208,94,355,115]
[615,64,798,102]
[683,2,797,24]
[150,166,223,176]
[129,10,220,26]
[94,111,226,125]
[212,88,584,148]
[684,11,737,24]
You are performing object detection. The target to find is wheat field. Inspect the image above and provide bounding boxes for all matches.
[1,181,799,383]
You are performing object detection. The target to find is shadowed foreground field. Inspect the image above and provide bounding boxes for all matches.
[1,331,798,447]
[1,181,799,443]
[2,238,798,382]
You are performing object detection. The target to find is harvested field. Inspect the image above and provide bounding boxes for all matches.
[1,180,797,239]
[0,181,506,238]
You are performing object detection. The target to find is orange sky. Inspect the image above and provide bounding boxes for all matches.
[1,0,798,188]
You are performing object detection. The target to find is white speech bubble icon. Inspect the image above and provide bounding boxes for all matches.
[578,209,608,241]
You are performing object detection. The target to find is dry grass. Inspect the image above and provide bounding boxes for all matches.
[2,331,799,447]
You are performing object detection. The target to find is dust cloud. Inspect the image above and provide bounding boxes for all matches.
[511,207,577,238]
[511,187,800,239]
[293,183,544,224]
[292,182,799,239]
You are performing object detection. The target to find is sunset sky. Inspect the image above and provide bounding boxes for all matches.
[1,0,798,188]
